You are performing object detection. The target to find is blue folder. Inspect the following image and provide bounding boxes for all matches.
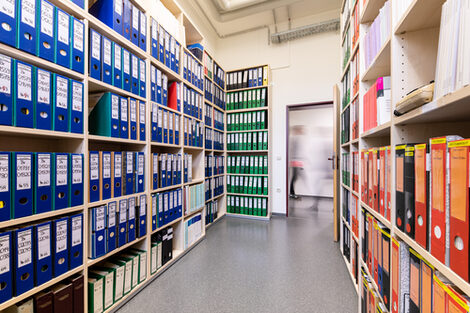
[112,42,122,88]
[37,0,54,62]
[157,193,163,227]
[162,109,168,144]
[157,107,163,143]
[89,0,123,35]
[139,58,146,98]
[127,197,136,242]
[137,152,144,193]
[130,54,139,95]
[151,194,157,231]
[17,0,37,54]
[129,98,137,140]
[52,74,69,132]
[69,213,83,268]
[152,153,158,190]
[130,4,139,46]
[0,0,15,47]
[164,31,170,68]
[34,152,52,214]
[139,11,146,51]
[175,115,180,145]
[89,151,100,202]
[0,152,10,221]
[122,0,131,40]
[0,231,12,302]
[122,48,131,91]
[89,29,101,80]
[15,61,34,128]
[107,202,117,252]
[163,192,169,225]
[150,18,158,59]
[101,151,111,200]
[52,217,69,276]
[34,221,52,286]
[120,96,129,139]
[113,152,122,197]
[139,101,146,141]
[156,68,162,104]
[54,8,70,68]
[71,17,84,73]
[177,189,182,217]
[89,206,106,258]
[14,226,34,295]
[118,199,127,247]
[158,25,165,63]
[102,36,113,84]
[162,74,168,106]
[124,152,133,195]
[53,153,69,210]
[0,54,13,126]
[70,80,84,133]
[69,153,83,207]
[12,152,33,218]
[151,103,158,141]
[35,68,52,130]
[150,65,156,102]
[137,194,146,237]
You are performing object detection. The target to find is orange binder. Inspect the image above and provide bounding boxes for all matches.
[373,220,378,284]
[409,248,420,313]
[362,151,368,203]
[446,283,470,313]
[368,214,373,273]
[386,146,391,221]
[391,239,399,313]
[372,148,379,211]
[432,273,447,313]
[369,148,374,208]
[414,143,428,250]
[448,139,470,281]
[379,147,386,217]
[420,259,433,313]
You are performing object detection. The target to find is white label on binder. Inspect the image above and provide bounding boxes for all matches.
[17,154,31,190]
[56,220,67,253]
[57,10,69,44]
[90,154,99,180]
[138,154,144,175]
[151,19,157,39]
[96,207,105,231]
[0,235,9,274]
[114,154,122,177]
[93,279,103,313]
[0,155,8,192]
[132,55,138,78]
[56,155,67,186]
[0,55,11,95]
[72,155,82,184]
[140,102,145,124]
[103,38,111,65]
[108,203,116,227]
[72,82,83,111]
[37,154,50,187]
[56,76,68,109]
[126,152,133,173]
[17,63,31,101]
[140,196,146,215]
[104,272,114,307]
[132,5,138,29]
[130,99,137,122]
[115,266,124,299]
[17,229,32,267]
[114,0,122,15]
[37,224,51,260]
[140,60,145,82]
[152,104,157,123]
[112,95,119,119]
[21,0,35,27]
[121,98,128,121]
[103,153,111,179]
[123,50,130,74]
[37,69,50,104]
[140,12,146,35]
[114,45,121,70]
[128,198,135,219]
[73,19,84,51]
[40,1,53,36]
[72,216,82,246]
[119,201,127,222]
[0,0,14,17]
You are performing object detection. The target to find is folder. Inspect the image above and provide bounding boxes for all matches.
[129,98,137,140]
[101,36,113,84]
[130,4,139,46]
[151,194,157,231]
[163,192,168,225]
[137,152,145,193]
[34,152,52,214]
[100,151,111,200]
[69,213,83,268]
[122,0,131,40]
[118,199,127,247]
[414,144,429,250]
[89,151,100,202]
[34,221,52,286]
[120,96,129,139]
[137,194,146,237]
[89,0,123,35]
[162,74,168,106]
[0,231,12,302]
[127,197,136,242]
[53,74,69,132]
[34,291,53,313]
[70,17,84,74]
[152,153,158,190]
[17,0,37,54]
[89,205,106,258]
[69,274,84,313]
[139,58,146,98]
[113,42,122,88]
[164,31,170,68]
[0,152,10,222]
[168,112,173,144]
[150,65,156,102]
[0,54,13,126]
[69,153,83,207]
[12,152,33,218]
[70,80,83,133]
[89,92,120,138]
[37,0,54,62]
[156,68,162,104]
[107,202,117,253]
[53,153,68,210]
[112,151,122,197]
[89,270,113,310]
[409,249,420,313]
[158,25,165,62]
[139,100,146,141]
[52,217,69,276]
[175,115,180,145]
[150,18,158,58]
[89,29,101,80]
[131,54,139,95]
[170,37,175,71]
[54,8,70,68]
[395,145,406,232]
[139,10,146,50]
[0,0,16,47]
[151,103,158,141]
[15,61,34,128]
[420,258,433,313]
[35,68,52,130]
[87,276,103,313]
[124,151,134,195]
[157,107,163,142]
[13,226,34,295]
[122,48,131,91]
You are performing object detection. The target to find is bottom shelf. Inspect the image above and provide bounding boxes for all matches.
[342,254,359,295]
[226,212,271,221]
[206,213,226,229]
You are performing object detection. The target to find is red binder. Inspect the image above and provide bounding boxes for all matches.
[386,146,391,221]
[361,151,367,203]
[448,139,470,281]
[391,239,399,313]
[414,143,428,250]
[167,82,178,111]
[373,220,378,285]
[379,147,386,217]
[372,148,379,211]
[368,148,374,208]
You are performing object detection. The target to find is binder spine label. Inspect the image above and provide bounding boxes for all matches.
[37,224,50,259]
[41,2,53,36]
[56,155,67,186]
[114,46,121,70]
[0,55,11,94]
[1,0,15,17]
[56,220,67,252]
[17,155,31,190]
[96,207,105,230]
[57,10,69,44]
[138,155,144,175]
[72,155,82,183]
[72,82,83,111]
[71,216,82,246]
[114,0,122,14]
[115,154,121,177]
[92,32,100,59]
[90,154,98,180]
[37,70,50,104]
[103,154,111,179]
[0,155,8,192]
[103,39,111,65]
[37,154,50,187]
[130,100,136,122]
[73,19,83,51]
[0,235,9,274]
[17,230,32,267]
[17,63,32,101]
[112,96,119,119]
[56,77,68,109]
[123,51,130,74]
[21,0,35,27]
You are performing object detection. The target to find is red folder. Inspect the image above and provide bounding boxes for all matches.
[167,82,178,111]
[414,144,428,249]
[379,147,386,217]
[446,282,470,313]
[386,146,391,221]
[368,214,373,273]
[369,148,374,208]
[373,220,378,285]
[372,148,379,211]
[361,151,367,203]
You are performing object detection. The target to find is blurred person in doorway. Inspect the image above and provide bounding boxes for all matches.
[289,125,306,199]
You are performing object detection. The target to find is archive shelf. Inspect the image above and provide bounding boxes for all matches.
[341,44,359,81]
[151,142,182,148]
[151,217,183,235]
[88,135,146,146]
[184,47,203,66]
[227,150,269,153]
[226,107,268,114]
[227,129,267,134]
[226,213,270,221]
[360,0,388,23]
[87,192,147,208]
[87,236,147,267]
[394,0,444,34]
[183,113,203,122]
[341,183,352,192]
[361,201,392,229]
[149,56,183,82]
[227,193,268,198]
[184,206,205,218]
[342,216,358,243]
[360,260,386,305]
[342,255,359,295]
[153,102,182,115]
[183,80,204,94]
[205,193,225,203]
[361,36,391,82]
[0,205,84,229]
[184,178,205,185]
[227,173,267,177]
[183,146,204,151]
[152,184,183,193]
[360,121,391,138]
[88,77,147,102]
[227,85,268,93]
[0,126,85,140]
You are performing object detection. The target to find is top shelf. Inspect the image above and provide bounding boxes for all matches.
[227,85,269,93]
[361,36,391,82]
[360,0,387,24]
[394,0,444,34]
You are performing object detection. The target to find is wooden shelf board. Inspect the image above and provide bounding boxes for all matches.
[227,173,267,177]
[227,107,268,114]
[341,183,352,192]
[183,234,205,251]
[183,47,203,66]
[342,254,359,295]
[341,102,351,115]
[227,129,267,134]
[149,56,183,82]
[351,138,359,144]
[360,121,391,138]
[205,193,225,203]
[87,236,147,266]
[183,146,204,151]
[148,250,184,281]
[151,217,183,235]
[0,126,84,140]
[0,206,84,229]
[226,193,268,198]
[225,212,270,221]
[361,201,392,229]
[152,102,182,115]
[213,149,225,153]
[394,0,444,35]
[361,36,391,82]
[341,142,350,148]
[227,150,268,153]
[182,113,203,123]
[88,135,146,145]
[184,206,204,218]
[49,0,87,18]
[352,189,360,198]
[360,0,388,24]
[227,85,269,93]
[87,192,147,208]
[360,259,387,305]
[210,173,226,178]
[183,178,205,185]
[152,184,183,193]
[183,79,204,95]
[151,142,182,148]
[88,77,146,102]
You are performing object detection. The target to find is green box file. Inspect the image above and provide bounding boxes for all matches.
[257,177,263,194]
[241,133,246,150]
[260,111,265,129]
[89,270,114,310]
[256,132,262,150]
[112,258,132,295]
[234,196,240,214]
[263,156,268,174]
[248,197,253,215]
[227,114,231,131]
[246,112,252,130]
[240,113,246,130]
[240,156,245,174]
[89,92,118,137]
[253,176,258,195]
[88,276,104,313]
[261,88,266,107]
[150,242,158,274]
[263,177,268,195]
[243,197,249,215]
[247,177,252,194]
[257,198,262,216]
[242,91,247,109]
[247,132,253,150]
[103,261,125,302]
[263,131,268,150]
[256,89,261,107]
[119,253,139,289]
[262,198,267,216]
[249,156,255,174]
[130,249,147,283]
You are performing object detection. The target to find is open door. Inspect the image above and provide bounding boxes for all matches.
[332,84,340,242]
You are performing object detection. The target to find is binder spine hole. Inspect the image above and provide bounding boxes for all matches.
[93,65,98,70]
[105,70,110,75]
[116,182,120,187]
[74,117,80,124]
[74,251,79,257]
[116,74,120,79]
[41,265,48,272]
[20,108,30,116]
[40,194,48,201]
[116,19,120,24]
[58,192,65,199]
[40,112,48,118]
[20,273,29,281]
[59,50,67,56]
[19,197,28,205]
[133,34,137,39]
[455,236,464,250]
[24,33,32,40]
[92,185,97,191]
[104,184,109,189]
[1,23,11,31]
[58,115,65,121]
[0,282,6,290]
[0,104,8,112]
[0,201,4,208]
[132,126,136,131]
[75,56,81,62]
[58,258,65,265]
[43,42,51,49]
[74,190,80,196]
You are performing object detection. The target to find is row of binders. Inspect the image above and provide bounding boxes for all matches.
[205,155,225,177]
[227,66,268,90]
[183,84,203,120]
[89,92,146,140]
[227,175,268,196]
[150,226,173,274]
[151,190,183,229]
[89,0,147,50]
[183,51,203,91]
[89,28,146,97]
[183,117,203,148]
[88,195,147,259]
[0,54,83,132]
[205,128,224,151]
[226,88,267,111]
[227,131,268,151]
[150,153,182,190]
[151,104,180,145]
[204,78,226,110]
[89,151,145,203]
[205,176,224,201]
[227,195,268,217]
[88,248,147,313]
[213,108,224,131]
[362,76,391,133]
[363,1,391,71]
[0,213,83,303]
[150,17,180,74]
[205,201,219,226]
[150,64,180,111]
[183,183,204,216]
[0,0,84,73]
[213,62,225,89]
[227,111,267,131]
[183,213,202,249]
[0,152,83,221]
[341,152,350,187]
[227,155,268,175]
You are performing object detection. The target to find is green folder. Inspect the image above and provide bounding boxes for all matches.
[263,177,268,195]
[227,114,231,131]
[240,156,245,174]
[262,198,267,216]
[248,177,253,194]
[89,92,119,137]
[260,111,265,129]
[263,131,268,150]
[88,276,104,313]
[89,270,114,310]
[263,156,268,174]
[235,156,240,173]
[261,88,267,107]
[248,197,254,215]
[246,112,252,130]
[256,89,261,107]
[150,243,158,274]
[119,253,139,289]
[257,177,262,194]
[252,176,258,194]
[242,133,247,150]
[256,132,262,150]
[130,249,147,283]
[242,91,247,109]
[113,257,133,294]
[247,132,252,150]
[250,156,255,174]
[252,132,258,151]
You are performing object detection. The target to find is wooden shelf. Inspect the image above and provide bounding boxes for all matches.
[351,189,360,198]
[87,236,146,266]
[227,85,269,93]
[149,56,183,82]
[360,0,388,23]
[88,135,146,146]
[351,138,359,144]
[361,36,391,82]
[342,254,359,295]
[87,192,147,208]
[226,212,270,221]
[341,44,359,81]
[341,142,350,148]
[394,0,444,34]
[152,184,183,193]
[88,77,147,102]
[205,193,225,203]
[184,47,203,66]
[341,183,352,192]
[183,178,205,186]
[184,206,204,218]
[0,126,84,140]
[151,217,183,235]
[360,259,387,305]
[227,150,268,153]
[183,79,204,95]
[226,193,268,198]
[183,145,204,151]
[151,142,182,148]
[210,173,226,178]
[227,107,268,114]
[360,121,391,138]
[227,129,267,134]
[227,173,267,177]
[361,201,392,229]
[183,113,203,123]
[153,102,182,115]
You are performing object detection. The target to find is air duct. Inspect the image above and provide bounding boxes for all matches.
[270,19,340,44]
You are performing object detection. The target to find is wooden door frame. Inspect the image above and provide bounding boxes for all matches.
[285,101,334,218]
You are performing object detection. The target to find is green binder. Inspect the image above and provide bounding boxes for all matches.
[250,156,255,174]
[263,156,268,174]
[242,91,247,109]
[113,258,132,294]
[256,89,261,107]
[262,198,267,216]
[241,133,247,150]
[247,177,253,194]
[257,132,262,150]
[247,112,252,130]
[263,131,268,150]
[130,249,147,283]
[88,276,104,313]
[248,197,253,215]
[119,253,139,289]
[235,156,240,173]
[252,176,258,195]
[263,177,268,195]
[89,92,119,137]
[257,177,262,194]
[260,111,265,129]
[247,132,252,150]
[261,88,267,107]
[89,270,114,310]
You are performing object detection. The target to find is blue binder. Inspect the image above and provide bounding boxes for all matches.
[12,152,33,218]
[168,190,173,222]
[130,4,139,46]
[166,156,171,187]
[69,213,83,268]
[102,36,113,85]
[139,101,145,141]
[168,112,173,144]
[70,0,84,8]
[139,11,146,51]
[173,190,178,220]
[156,68,162,104]
[0,54,14,126]
[0,0,15,47]
[139,59,146,98]
[130,54,139,95]
[112,42,122,88]
[17,0,37,54]
[69,153,83,207]
[71,17,84,73]
[151,194,156,231]
[150,65,156,102]
[37,0,54,62]
[151,103,157,142]
[122,48,131,91]
[34,153,52,214]
[52,74,69,132]
[164,31,170,68]
[89,151,100,202]
[89,0,123,35]
[162,109,168,144]
[118,199,127,247]
[0,231,12,302]
[137,152,144,193]
[53,153,68,210]
[34,221,52,286]
[177,189,182,217]
[54,8,70,68]
[35,68,52,130]
[15,61,34,128]
[170,37,175,72]
[107,202,117,252]
[129,98,137,140]
[162,74,168,106]
[177,83,181,111]
[157,193,163,227]
[70,80,84,133]
[122,0,131,40]
[124,152,133,195]
[112,152,122,197]
[0,152,10,221]
[14,227,34,295]
[120,97,129,139]
[158,25,165,63]
[127,197,136,242]
[177,154,182,184]
[89,29,101,80]
[152,153,158,190]
[52,217,68,276]
[183,52,187,81]
[150,18,158,59]
[101,151,111,200]
[160,154,166,188]
[163,192,168,225]
[89,206,106,258]
[175,42,180,73]
[175,115,179,145]
[137,194,146,237]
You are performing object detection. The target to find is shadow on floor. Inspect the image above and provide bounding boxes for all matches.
[288,196,333,219]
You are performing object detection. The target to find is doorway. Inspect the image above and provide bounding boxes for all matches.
[286,102,334,218]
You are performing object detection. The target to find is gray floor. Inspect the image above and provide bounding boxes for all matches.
[117,199,357,313]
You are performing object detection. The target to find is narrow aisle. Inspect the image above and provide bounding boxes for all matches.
[118,213,357,313]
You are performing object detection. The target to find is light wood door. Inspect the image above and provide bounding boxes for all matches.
[332,84,341,242]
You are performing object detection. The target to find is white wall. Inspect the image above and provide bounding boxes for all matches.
[217,10,341,214]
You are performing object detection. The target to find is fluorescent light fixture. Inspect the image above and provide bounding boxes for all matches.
[213,0,268,11]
